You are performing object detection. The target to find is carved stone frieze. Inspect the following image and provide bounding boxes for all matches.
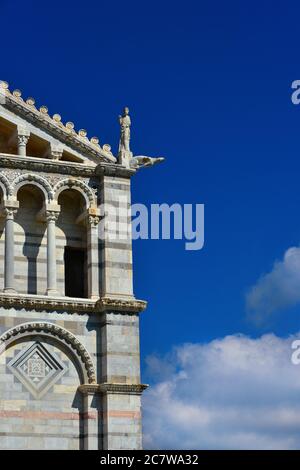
[0,167,99,204]
[0,293,147,314]
[78,383,148,395]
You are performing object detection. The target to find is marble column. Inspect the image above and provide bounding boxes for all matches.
[46,210,59,296]
[17,133,30,156]
[3,206,18,293]
[87,214,100,299]
[78,385,101,450]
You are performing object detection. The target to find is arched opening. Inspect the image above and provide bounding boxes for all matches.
[57,189,88,298]
[15,184,46,295]
[0,333,85,450]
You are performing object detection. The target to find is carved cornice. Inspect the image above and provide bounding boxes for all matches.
[0,153,135,179]
[96,163,135,178]
[0,153,96,176]
[0,81,116,164]
[0,293,147,314]
[96,297,147,313]
[0,293,96,312]
[78,383,148,395]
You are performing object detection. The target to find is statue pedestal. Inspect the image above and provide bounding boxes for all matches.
[118,150,132,169]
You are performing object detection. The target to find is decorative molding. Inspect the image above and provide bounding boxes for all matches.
[0,293,97,312]
[0,172,12,198]
[0,81,116,164]
[0,321,96,384]
[99,383,149,395]
[53,178,96,206]
[12,173,54,201]
[0,293,147,314]
[0,170,102,207]
[78,384,102,394]
[0,153,96,177]
[78,383,148,395]
[95,163,135,179]
[0,153,135,179]
[8,341,67,399]
[96,297,147,313]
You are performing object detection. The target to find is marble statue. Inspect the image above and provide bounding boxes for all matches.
[118,106,165,170]
[119,107,131,153]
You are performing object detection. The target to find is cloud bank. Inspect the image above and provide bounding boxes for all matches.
[246,246,300,322]
[143,333,300,449]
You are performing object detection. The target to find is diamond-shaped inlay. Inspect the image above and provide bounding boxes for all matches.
[8,342,67,398]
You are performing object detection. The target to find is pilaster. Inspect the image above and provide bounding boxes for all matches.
[99,174,134,299]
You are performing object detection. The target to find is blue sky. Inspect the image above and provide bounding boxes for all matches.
[3,0,300,448]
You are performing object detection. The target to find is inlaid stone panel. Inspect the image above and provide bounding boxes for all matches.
[8,341,66,399]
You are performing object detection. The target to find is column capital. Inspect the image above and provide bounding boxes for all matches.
[0,200,19,219]
[17,126,30,156]
[17,134,30,146]
[17,126,30,145]
[76,207,100,227]
[45,203,60,222]
[87,214,100,227]
[46,210,60,223]
[87,207,100,227]
[3,208,16,220]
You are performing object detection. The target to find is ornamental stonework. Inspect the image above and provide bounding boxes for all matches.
[8,341,66,399]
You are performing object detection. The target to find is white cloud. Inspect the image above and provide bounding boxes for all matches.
[143,333,300,449]
[246,246,300,322]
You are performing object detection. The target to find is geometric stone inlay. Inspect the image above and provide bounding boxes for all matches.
[8,341,67,399]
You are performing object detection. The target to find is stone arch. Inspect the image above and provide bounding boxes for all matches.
[53,178,95,207]
[0,173,12,199]
[0,322,96,384]
[12,174,54,202]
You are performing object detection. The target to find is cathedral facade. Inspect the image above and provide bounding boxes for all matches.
[0,81,151,450]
